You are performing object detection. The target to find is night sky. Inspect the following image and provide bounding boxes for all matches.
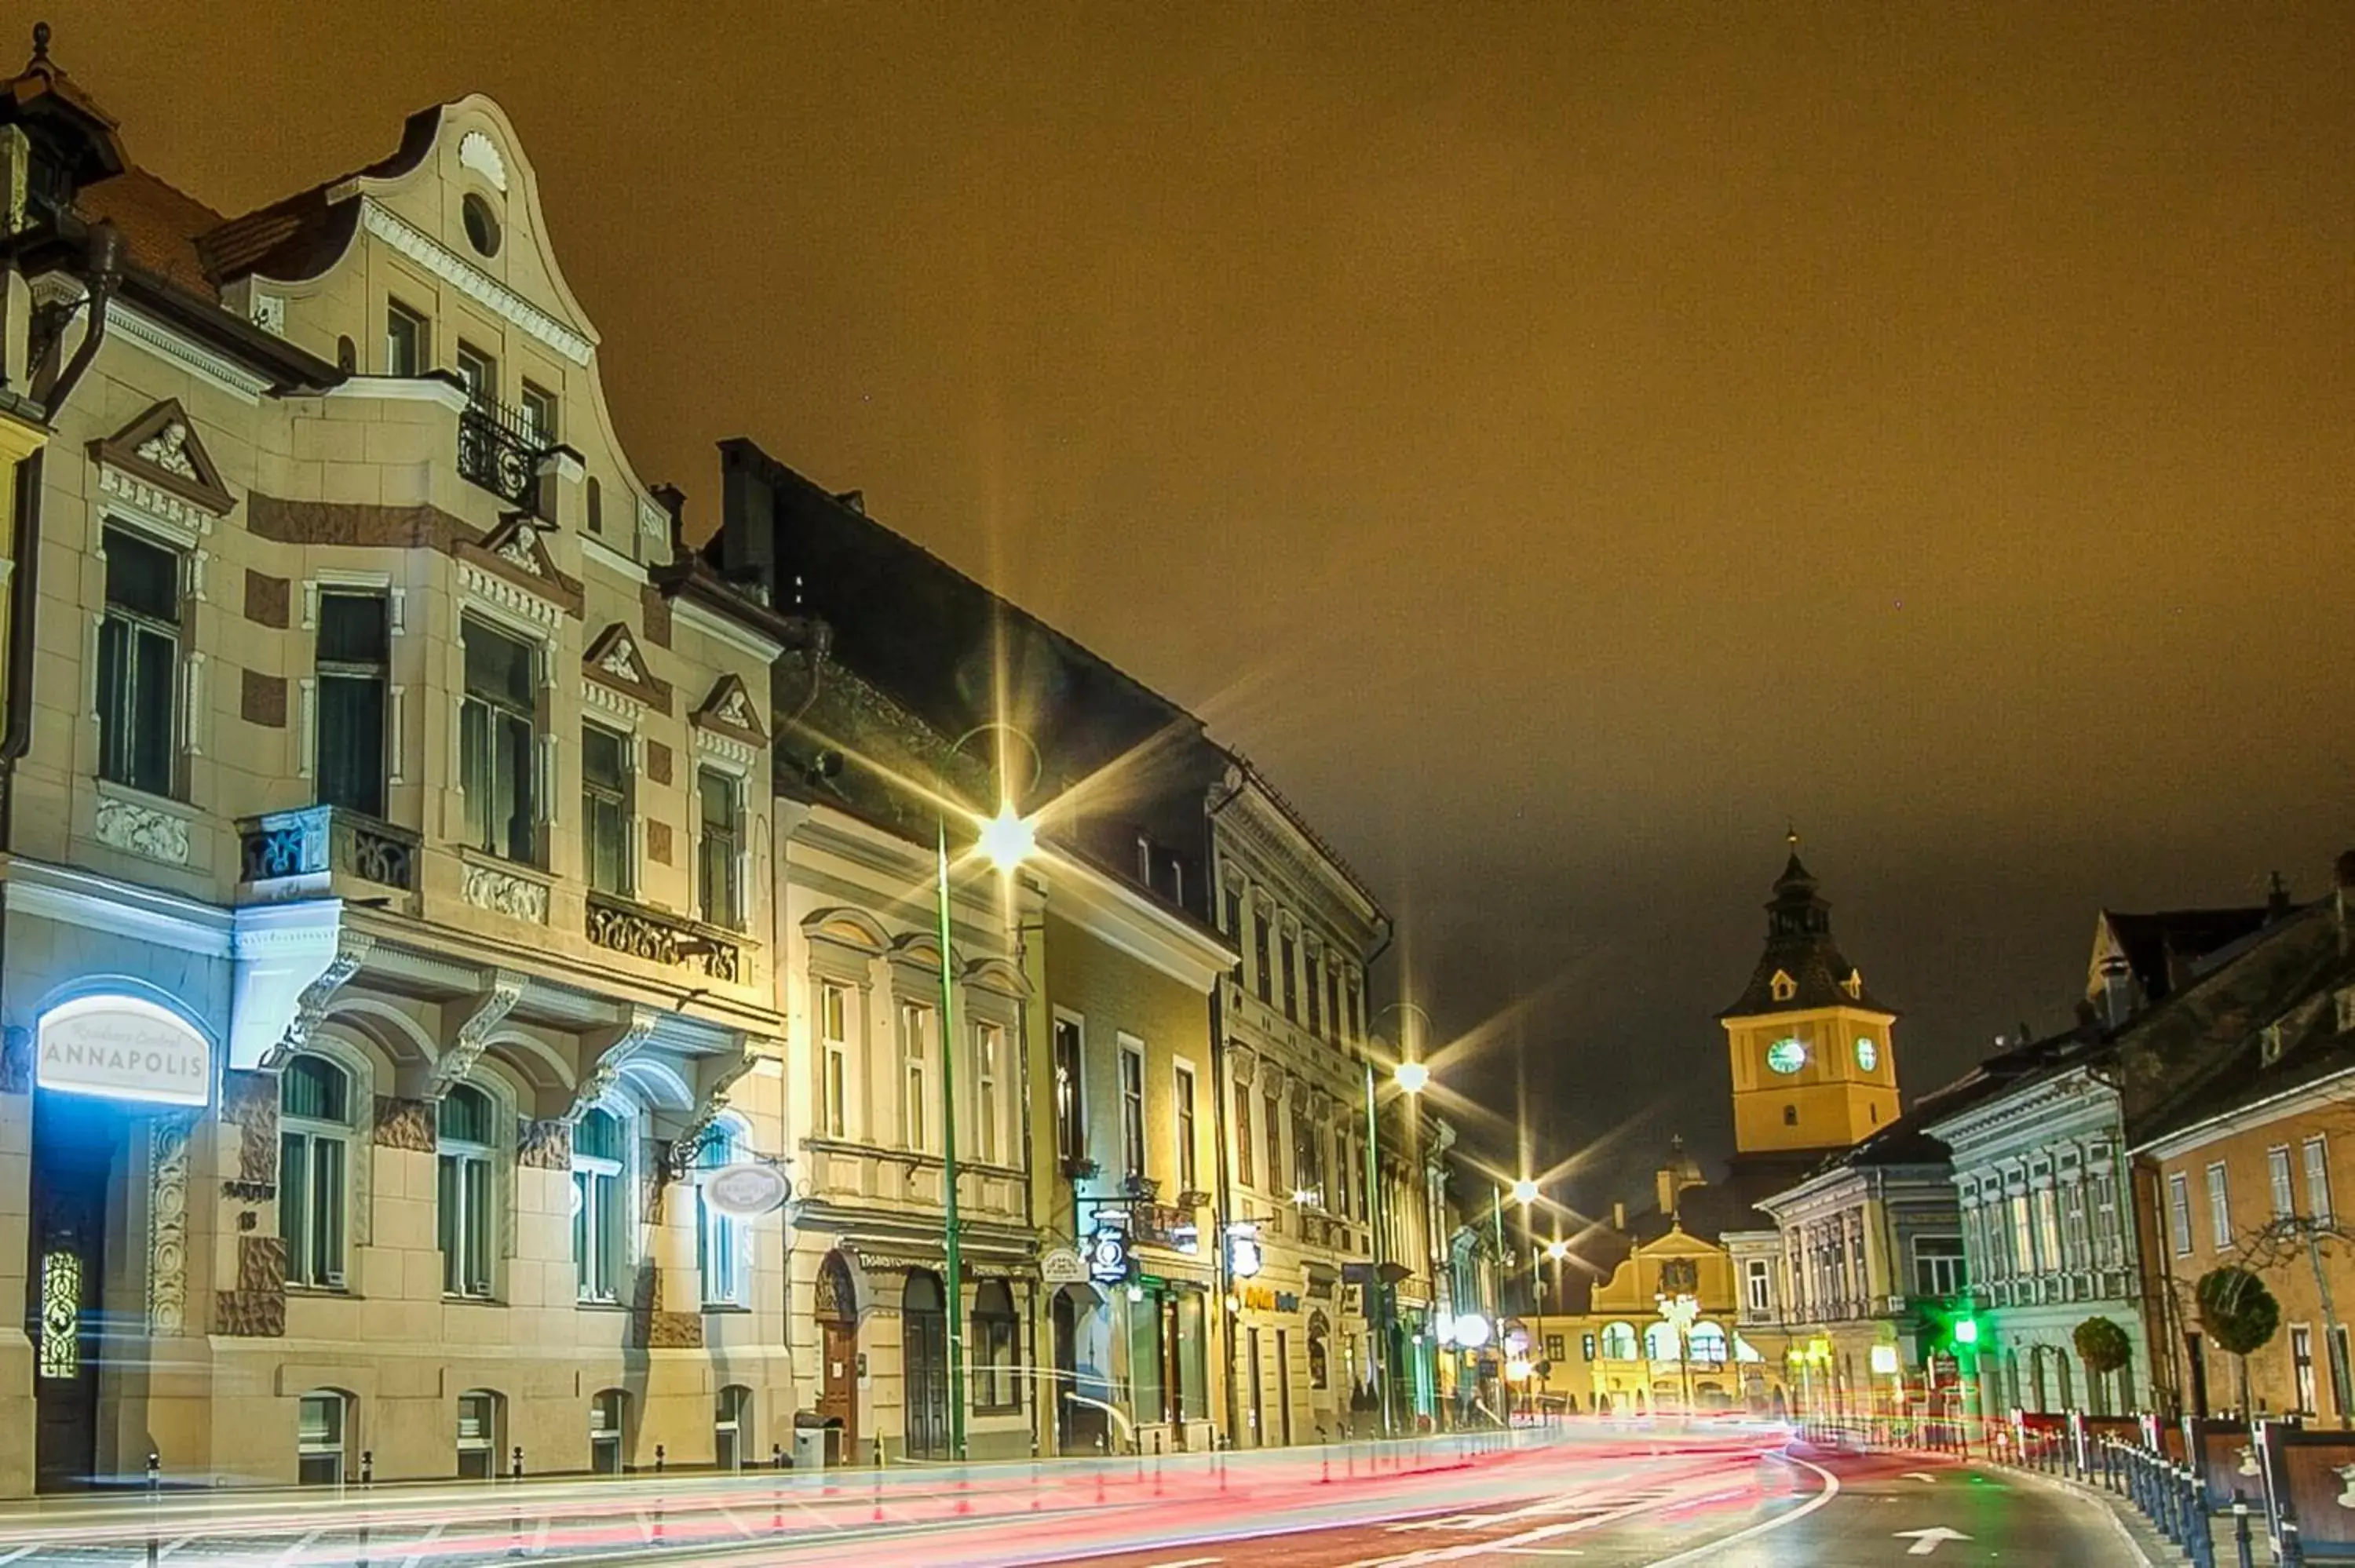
[63,5,2355,1210]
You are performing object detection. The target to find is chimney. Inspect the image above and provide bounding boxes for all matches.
[2099,957,2134,1029]
[1612,1200,1627,1233]
[2269,871,2293,921]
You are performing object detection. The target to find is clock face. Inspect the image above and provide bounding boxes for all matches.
[1855,1037,1879,1072]
[1765,1037,1806,1075]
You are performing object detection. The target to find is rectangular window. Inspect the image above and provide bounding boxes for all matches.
[1746,1258,1771,1314]
[2010,1192,2035,1274]
[1305,955,1323,1037]
[2271,1146,2296,1218]
[1280,935,1298,1021]
[97,526,181,797]
[1053,1018,1085,1166]
[571,1119,625,1304]
[1327,971,1342,1045]
[901,1002,932,1152]
[820,982,849,1139]
[2295,1326,2317,1415]
[459,620,538,862]
[385,300,426,377]
[297,1393,345,1486]
[976,1022,1004,1166]
[1234,1079,1254,1188]
[1119,1038,1146,1181]
[438,1149,492,1298]
[2169,1172,2193,1256]
[520,381,559,447]
[582,724,632,895]
[456,341,497,406]
[315,591,389,817]
[1912,1236,1967,1297]
[1264,1088,1285,1194]
[1253,915,1272,1005]
[696,767,742,927]
[2207,1162,2233,1249]
[2035,1187,2061,1270]
[2309,1137,2335,1224]
[1174,1063,1197,1193]
[278,1128,346,1288]
[2336,1326,2353,1419]
[1346,985,1361,1046]
[2091,1172,2120,1267]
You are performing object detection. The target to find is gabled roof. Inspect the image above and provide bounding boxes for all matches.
[2093,905,2279,1008]
[1720,847,1893,1019]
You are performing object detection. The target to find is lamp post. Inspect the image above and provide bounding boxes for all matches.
[934,726,1039,1462]
[1382,1028,1433,1435]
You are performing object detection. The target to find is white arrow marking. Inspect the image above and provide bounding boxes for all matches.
[1895,1526,1973,1555]
[1902,1471,1939,1483]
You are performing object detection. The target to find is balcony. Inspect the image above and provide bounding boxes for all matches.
[457,396,547,509]
[584,892,743,983]
[239,806,419,898]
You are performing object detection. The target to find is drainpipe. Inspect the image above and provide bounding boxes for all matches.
[1205,765,1247,1449]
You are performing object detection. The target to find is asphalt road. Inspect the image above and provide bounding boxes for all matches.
[0,1428,2156,1566]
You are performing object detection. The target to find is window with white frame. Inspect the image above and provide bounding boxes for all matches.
[581,723,633,895]
[571,1107,627,1304]
[1053,1016,1084,1165]
[385,299,426,377]
[975,1020,1003,1166]
[97,524,182,797]
[459,620,538,862]
[297,1390,348,1486]
[1912,1236,1967,1296]
[315,591,389,817]
[696,1121,752,1307]
[520,381,559,447]
[279,1056,351,1288]
[437,1085,497,1298]
[1174,1063,1198,1192]
[1119,1038,1146,1181]
[901,1001,933,1152]
[2271,1146,2296,1219]
[696,767,743,928]
[2091,1171,2121,1267]
[2169,1172,2193,1256]
[1745,1257,1771,1314]
[819,981,850,1139]
[2308,1136,2335,1224]
[2207,1161,2232,1249]
[1234,1079,1254,1188]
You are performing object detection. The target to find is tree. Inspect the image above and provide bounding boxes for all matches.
[2196,1266,2282,1415]
[2073,1317,2134,1413]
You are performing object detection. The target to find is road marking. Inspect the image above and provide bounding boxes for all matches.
[1496,1552,1586,1559]
[1895,1526,1973,1555]
[1902,1471,1939,1483]
[156,1535,197,1561]
[273,1526,327,1565]
[0,1547,35,1565]
[1634,1452,1842,1568]
[396,1520,446,1568]
[1144,1559,1223,1568]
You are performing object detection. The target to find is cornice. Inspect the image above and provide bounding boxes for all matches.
[360,199,593,366]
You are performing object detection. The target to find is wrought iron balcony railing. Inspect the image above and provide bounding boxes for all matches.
[457,396,547,509]
[239,805,420,895]
[585,891,743,984]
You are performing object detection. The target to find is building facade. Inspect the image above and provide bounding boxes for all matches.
[0,53,803,1493]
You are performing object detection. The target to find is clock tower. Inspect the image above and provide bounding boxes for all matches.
[1720,837,1899,1155]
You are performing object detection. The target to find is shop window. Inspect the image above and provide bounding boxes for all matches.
[696,1119,751,1307]
[974,1279,1020,1412]
[279,1055,351,1288]
[459,620,538,862]
[316,591,390,818]
[571,1107,626,1303]
[437,1085,496,1298]
[298,1390,349,1486]
[1308,1311,1331,1390]
[97,525,181,797]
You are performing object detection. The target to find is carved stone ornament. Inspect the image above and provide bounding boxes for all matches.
[1229,1047,1256,1086]
[94,794,191,865]
[458,129,509,192]
[582,622,671,713]
[571,1006,659,1121]
[692,673,769,749]
[462,861,549,923]
[260,933,374,1072]
[148,1114,192,1336]
[87,397,236,516]
[429,972,526,1098]
[456,514,582,618]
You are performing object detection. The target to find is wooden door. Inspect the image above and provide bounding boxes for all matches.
[821,1324,858,1463]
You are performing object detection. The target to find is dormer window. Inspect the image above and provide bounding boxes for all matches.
[1769,970,1796,1004]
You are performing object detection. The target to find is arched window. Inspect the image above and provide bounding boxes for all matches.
[457,1388,502,1479]
[1644,1321,1681,1361]
[1308,1310,1331,1391]
[281,1056,352,1288]
[1688,1322,1729,1364]
[590,1388,629,1474]
[1600,1322,1639,1361]
[297,1389,350,1485]
[974,1280,1020,1412]
[696,1119,751,1307]
[438,1084,497,1298]
[714,1384,751,1471]
[572,1107,627,1303]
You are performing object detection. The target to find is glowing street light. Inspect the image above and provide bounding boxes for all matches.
[1545,1239,1570,1262]
[977,802,1036,870]
[1512,1177,1539,1206]
[1393,1059,1430,1095]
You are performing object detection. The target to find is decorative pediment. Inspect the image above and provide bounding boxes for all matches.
[88,398,235,516]
[802,906,889,956]
[692,673,769,749]
[582,622,672,714]
[454,513,584,617]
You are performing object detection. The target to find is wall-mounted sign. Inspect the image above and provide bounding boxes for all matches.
[37,996,210,1107]
[1225,1224,1263,1280]
[1041,1246,1089,1285]
[700,1162,790,1219]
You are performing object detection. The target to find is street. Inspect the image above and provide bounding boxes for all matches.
[0,1429,2156,1566]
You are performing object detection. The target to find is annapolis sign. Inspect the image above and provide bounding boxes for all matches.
[37,996,211,1107]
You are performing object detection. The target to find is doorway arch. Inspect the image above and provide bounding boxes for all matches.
[815,1251,860,1464]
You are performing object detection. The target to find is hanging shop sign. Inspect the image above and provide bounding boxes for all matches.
[1225,1223,1263,1280]
[1041,1246,1089,1285]
[37,995,210,1107]
[700,1162,791,1219]
[1088,1227,1132,1285]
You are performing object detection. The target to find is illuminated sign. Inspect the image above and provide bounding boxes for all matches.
[1225,1223,1264,1280]
[1453,1313,1492,1350]
[1870,1344,1901,1376]
[37,996,209,1107]
[701,1162,790,1218]
[1088,1227,1131,1285]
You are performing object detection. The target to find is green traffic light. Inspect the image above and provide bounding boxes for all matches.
[1952,1317,1980,1347]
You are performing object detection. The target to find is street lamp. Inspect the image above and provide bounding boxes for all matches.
[1392,1059,1429,1096]
[1511,1177,1539,1207]
[935,724,1041,1462]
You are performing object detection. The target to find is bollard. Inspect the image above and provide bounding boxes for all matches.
[511,1445,524,1480]
[2283,1518,2306,1568]
[772,1442,784,1471]
[2232,1495,2255,1568]
[655,1443,666,1475]
[361,1449,374,1490]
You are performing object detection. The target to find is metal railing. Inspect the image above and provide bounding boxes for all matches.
[458,396,546,509]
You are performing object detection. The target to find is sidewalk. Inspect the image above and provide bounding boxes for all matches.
[1999,1458,2268,1566]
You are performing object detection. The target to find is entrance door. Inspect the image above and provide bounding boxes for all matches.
[30,1090,123,1491]
[2186,1333,2210,1418]
[903,1272,951,1460]
[1247,1328,1264,1448]
[1053,1289,1079,1453]
[816,1253,860,1464]
[1276,1329,1293,1446]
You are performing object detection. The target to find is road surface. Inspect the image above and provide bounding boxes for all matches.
[0,1428,2156,1566]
